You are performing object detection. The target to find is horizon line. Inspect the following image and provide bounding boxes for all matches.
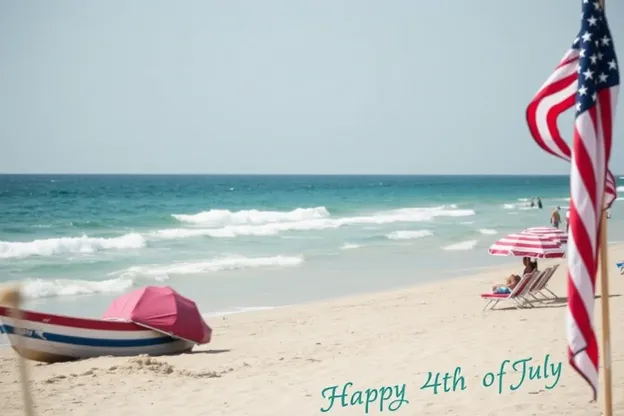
[0,172,591,176]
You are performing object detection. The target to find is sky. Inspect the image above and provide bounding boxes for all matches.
[1,0,623,175]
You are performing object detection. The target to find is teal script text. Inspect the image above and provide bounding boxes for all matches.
[481,354,562,393]
[419,354,562,395]
[320,382,408,414]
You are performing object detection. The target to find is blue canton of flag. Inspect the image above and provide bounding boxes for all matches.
[571,0,619,115]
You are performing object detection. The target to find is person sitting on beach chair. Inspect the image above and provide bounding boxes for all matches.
[492,274,521,294]
[519,256,536,275]
[491,257,535,294]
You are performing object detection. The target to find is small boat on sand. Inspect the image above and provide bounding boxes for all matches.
[0,285,212,363]
[0,306,194,363]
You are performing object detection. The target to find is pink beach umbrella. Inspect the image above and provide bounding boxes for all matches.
[522,226,568,244]
[102,286,212,344]
[488,233,565,258]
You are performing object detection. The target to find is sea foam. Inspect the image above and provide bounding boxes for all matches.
[0,233,146,260]
[444,240,478,251]
[386,230,433,240]
[18,277,134,299]
[172,207,330,226]
[156,205,474,240]
[11,255,303,300]
[111,255,304,281]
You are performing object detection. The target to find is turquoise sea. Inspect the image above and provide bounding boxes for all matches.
[1,174,623,327]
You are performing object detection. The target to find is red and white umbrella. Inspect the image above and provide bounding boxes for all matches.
[522,226,568,244]
[488,233,565,258]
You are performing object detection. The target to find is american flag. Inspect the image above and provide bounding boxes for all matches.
[526,2,618,209]
[526,0,619,400]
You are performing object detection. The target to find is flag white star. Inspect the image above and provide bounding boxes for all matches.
[599,73,608,83]
[592,92,597,101]
[594,1,602,9]
[587,16,597,26]
[601,36,611,46]
[579,85,588,95]
[583,68,594,79]
[580,48,586,57]
[590,54,597,64]
[582,31,592,42]
[608,60,617,70]
[597,52,604,60]
[576,102,582,111]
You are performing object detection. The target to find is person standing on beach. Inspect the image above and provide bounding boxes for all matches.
[550,207,561,229]
[565,209,570,232]
[537,197,543,209]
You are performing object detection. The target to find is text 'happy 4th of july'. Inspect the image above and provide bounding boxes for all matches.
[319,354,562,414]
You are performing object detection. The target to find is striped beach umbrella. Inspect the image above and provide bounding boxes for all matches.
[523,226,568,244]
[488,233,565,258]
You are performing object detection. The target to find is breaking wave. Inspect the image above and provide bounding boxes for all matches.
[156,205,474,240]
[386,230,433,240]
[0,205,475,259]
[111,255,304,281]
[11,255,303,299]
[478,228,497,235]
[0,233,146,260]
[18,277,134,299]
[444,240,478,251]
[172,207,330,226]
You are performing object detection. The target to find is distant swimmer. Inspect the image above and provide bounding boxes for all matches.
[551,206,561,229]
[537,197,543,209]
[529,197,535,208]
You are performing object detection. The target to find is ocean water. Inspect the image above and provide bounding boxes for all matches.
[1,174,623,323]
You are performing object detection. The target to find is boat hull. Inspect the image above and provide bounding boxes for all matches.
[0,306,194,363]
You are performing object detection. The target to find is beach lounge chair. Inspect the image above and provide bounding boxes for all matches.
[480,271,540,312]
[530,264,560,299]
[525,267,552,301]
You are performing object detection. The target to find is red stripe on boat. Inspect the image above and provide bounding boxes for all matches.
[0,306,144,331]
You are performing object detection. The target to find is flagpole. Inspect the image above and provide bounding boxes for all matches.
[0,286,35,416]
[599,205,612,416]
[597,3,613,415]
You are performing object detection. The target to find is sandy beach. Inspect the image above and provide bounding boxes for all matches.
[1,246,623,416]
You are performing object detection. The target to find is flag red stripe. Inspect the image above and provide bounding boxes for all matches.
[599,89,613,161]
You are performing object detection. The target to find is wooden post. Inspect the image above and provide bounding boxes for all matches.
[599,208,613,416]
[594,0,613,412]
[598,3,612,416]
[0,286,35,416]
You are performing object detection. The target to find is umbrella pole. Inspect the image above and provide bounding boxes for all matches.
[0,286,35,416]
